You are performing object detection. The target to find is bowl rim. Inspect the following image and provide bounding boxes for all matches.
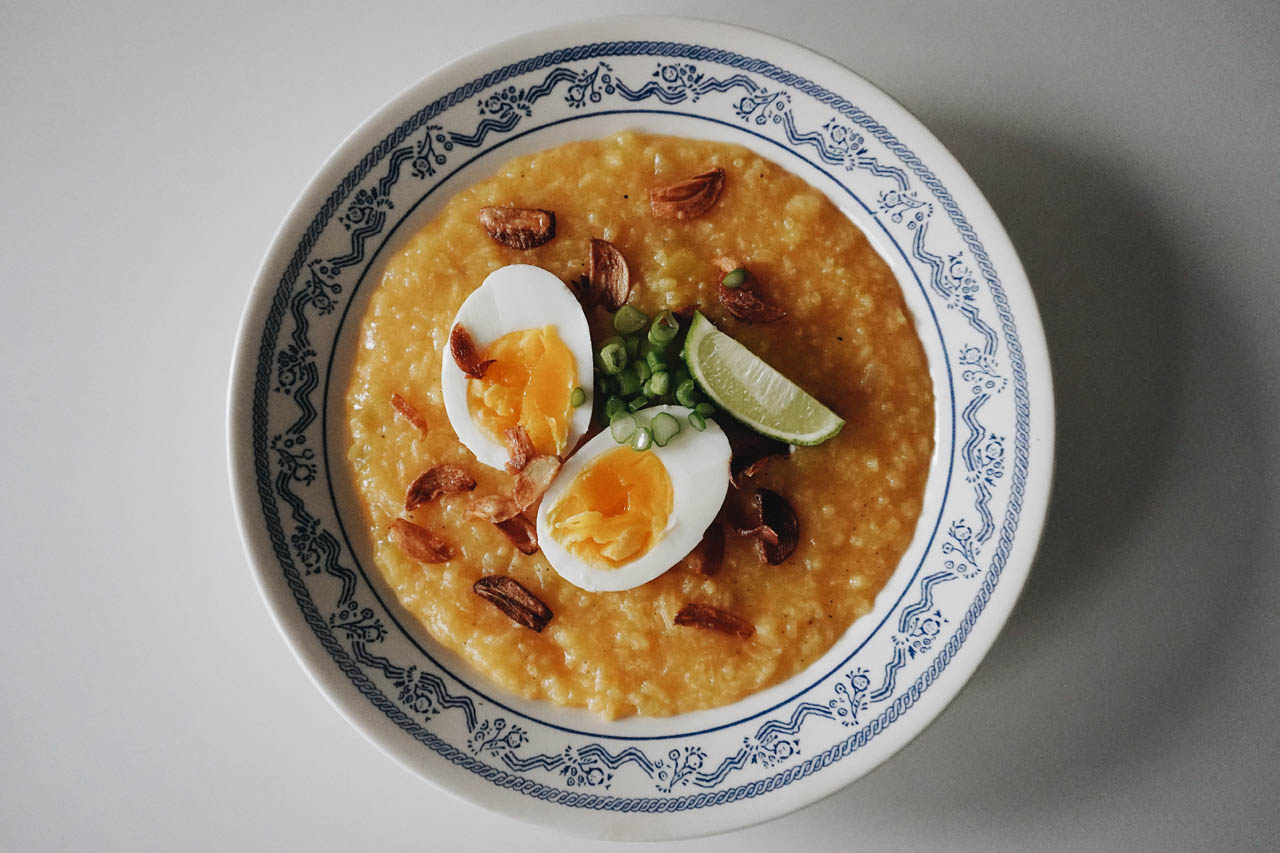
[228,14,1054,840]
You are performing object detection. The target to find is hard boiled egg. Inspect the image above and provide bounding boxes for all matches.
[536,405,731,592]
[441,264,593,470]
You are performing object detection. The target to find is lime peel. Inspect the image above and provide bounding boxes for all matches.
[681,311,845,446]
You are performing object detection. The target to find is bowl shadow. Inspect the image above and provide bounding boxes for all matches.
[723,117,1275,842]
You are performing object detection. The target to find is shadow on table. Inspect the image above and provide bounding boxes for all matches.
[729,116,1274,842]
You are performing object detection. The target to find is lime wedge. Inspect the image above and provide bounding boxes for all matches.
[682,311,845,446]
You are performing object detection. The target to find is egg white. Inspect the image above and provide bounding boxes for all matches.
[441,264,594,470]
[535,405,731,592]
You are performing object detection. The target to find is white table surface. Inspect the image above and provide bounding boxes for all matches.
[4,1,1278,850]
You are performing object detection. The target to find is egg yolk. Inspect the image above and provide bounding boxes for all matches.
[546,446,674,570]
[467,326,576,456]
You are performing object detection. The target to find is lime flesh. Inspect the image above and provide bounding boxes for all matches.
[682,312,845,446]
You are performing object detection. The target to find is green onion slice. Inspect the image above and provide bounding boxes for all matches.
[613,305,649,335]
[610,413,637,443]
[647,310,680,346]
[650,412,681,447]
[617,367,642,396]
[688,411,707,431]
[598,339,627,375]
[604,395,627,421]
[631,425,653,451]
[675,378,698,408]
[646,372,670,397]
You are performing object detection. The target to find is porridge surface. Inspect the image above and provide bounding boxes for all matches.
[345,133,934,718]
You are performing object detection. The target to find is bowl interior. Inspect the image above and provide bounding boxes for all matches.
[321,112,955,739]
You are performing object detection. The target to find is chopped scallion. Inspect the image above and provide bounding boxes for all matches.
[650,412,681,446]
[617,366,642,396]
[721,267,748,288]
[688,411,707,431]
[645,349,667,374]
[605,395,627,421]
[675,378,699,408]
[695,401,716,416]
[647,309,679,346]
[598,339,627,375]
[610,413,637,443]
[627,395,649,413]
[645,372,670,397]
[613,305,649,335]
[570,386,586,408]
[631,425,653,451]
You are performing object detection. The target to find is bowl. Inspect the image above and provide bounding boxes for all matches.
[228,15,1053,840]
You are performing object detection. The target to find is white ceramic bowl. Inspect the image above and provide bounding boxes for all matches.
[228,16,1053,840]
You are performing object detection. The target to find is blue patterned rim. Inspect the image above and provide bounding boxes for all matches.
[237,32,1039,821]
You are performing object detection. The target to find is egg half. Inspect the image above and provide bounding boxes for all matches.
[536,405,732,592]
[441,265,593,470]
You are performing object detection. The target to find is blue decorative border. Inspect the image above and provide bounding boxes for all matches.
[248,41,1031,811]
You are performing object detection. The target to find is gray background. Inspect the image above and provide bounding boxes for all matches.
[2,1,1277,850]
